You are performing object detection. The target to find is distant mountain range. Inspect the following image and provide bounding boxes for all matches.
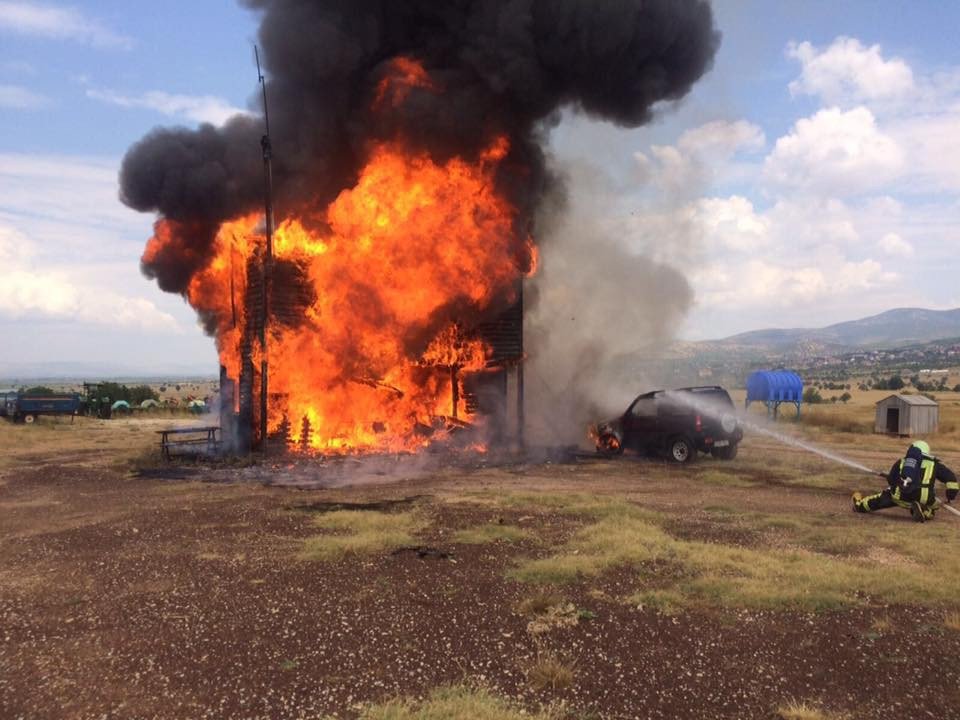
[3,308,959,381]
[0,361,217,383]
[700,307,960,357]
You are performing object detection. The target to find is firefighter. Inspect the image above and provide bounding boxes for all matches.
[852,440,958,522]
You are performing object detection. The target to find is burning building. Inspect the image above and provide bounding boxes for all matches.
[120,0,719,454]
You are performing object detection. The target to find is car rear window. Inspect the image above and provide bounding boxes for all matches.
[685,389,733,409]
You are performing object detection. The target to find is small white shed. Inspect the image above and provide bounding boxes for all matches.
[874,394,939,436]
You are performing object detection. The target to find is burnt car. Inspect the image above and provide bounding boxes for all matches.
[592,385,743,463]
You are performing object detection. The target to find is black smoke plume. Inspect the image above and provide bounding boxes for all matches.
[122,0,719,298]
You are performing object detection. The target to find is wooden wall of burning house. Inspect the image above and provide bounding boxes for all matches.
[220,250,525,453]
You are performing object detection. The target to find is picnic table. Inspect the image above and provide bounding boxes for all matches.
[157,426,222,460]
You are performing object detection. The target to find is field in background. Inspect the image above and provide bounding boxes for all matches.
[2,394,960,719]
[0,378,219,405]
[734,384,960,457]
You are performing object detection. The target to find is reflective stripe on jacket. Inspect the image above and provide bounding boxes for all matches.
[898,456,935,503]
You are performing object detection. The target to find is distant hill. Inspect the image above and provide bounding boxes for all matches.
[0,360,217,383]
[700,307,960,358]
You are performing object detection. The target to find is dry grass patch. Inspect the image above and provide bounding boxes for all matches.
[799,409,872,435]
[945,610,960,632]
[508,497,960,611]
[776,699,848,720]
[355,685,563,720]
[460,491,659,521]
[629,589,685,615]
[453,523,531,545]
[515,591,581,635]
[0,416,184,469]
[300,509,426,561]
[526,603,580,635]
[695,469,758,488]
[516,590,567,617]
[732,451,853,490]
[527,651,576,691]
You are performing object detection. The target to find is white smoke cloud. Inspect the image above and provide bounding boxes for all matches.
[635,119,765,195]
[526,158,694,444]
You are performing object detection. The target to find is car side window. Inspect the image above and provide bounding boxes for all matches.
[659,400,686,416]
[630,398,656,418]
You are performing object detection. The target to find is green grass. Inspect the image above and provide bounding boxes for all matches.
[507,511,672,584]
[354,685,563,720]
[452,523,531,545]
[630,589,686,615]
[300,510,426,561]
[507,497,960,611]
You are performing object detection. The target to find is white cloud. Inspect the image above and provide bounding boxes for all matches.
[888,107,960,193]
[695,196,770,252]
[550,33,960,341]
[764,106,903,194]
[87,88,247,126]
[0,153,142,258]
[878,232,914,257]
[0,153,209,341]
[692,256,895,310]
[0,59,36,76]
[0,1,133,49]
[788,37,914,105]
[767,197,860,246]
[619,188,921,339]
[0,224,180,331]
[0,82,49,108]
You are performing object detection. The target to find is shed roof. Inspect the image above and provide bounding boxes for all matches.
[877,393,938,407]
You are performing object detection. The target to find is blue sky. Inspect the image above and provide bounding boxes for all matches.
[1,1,959,374]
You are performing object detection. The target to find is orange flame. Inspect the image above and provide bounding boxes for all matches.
[147,59,534,453]
[374,56,439,109]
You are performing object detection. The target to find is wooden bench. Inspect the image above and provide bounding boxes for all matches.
[157,426,222,460]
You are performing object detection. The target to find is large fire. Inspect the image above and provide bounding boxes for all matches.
[145,66,535,452]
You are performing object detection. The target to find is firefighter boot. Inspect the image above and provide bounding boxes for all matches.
[851,492,866,513]
[910,501,927,523]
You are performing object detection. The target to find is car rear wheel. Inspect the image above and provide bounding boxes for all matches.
[667,435,695,464]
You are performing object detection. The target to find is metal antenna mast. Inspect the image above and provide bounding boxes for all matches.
[255,45,274,450]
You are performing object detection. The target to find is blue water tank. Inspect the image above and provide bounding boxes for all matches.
[746,370,804,404]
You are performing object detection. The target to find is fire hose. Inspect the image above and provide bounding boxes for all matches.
[941,503,960,519]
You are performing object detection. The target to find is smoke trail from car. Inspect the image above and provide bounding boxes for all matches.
[525,160,694,446]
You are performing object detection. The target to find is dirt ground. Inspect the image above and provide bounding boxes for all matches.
[2,416,960,719]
